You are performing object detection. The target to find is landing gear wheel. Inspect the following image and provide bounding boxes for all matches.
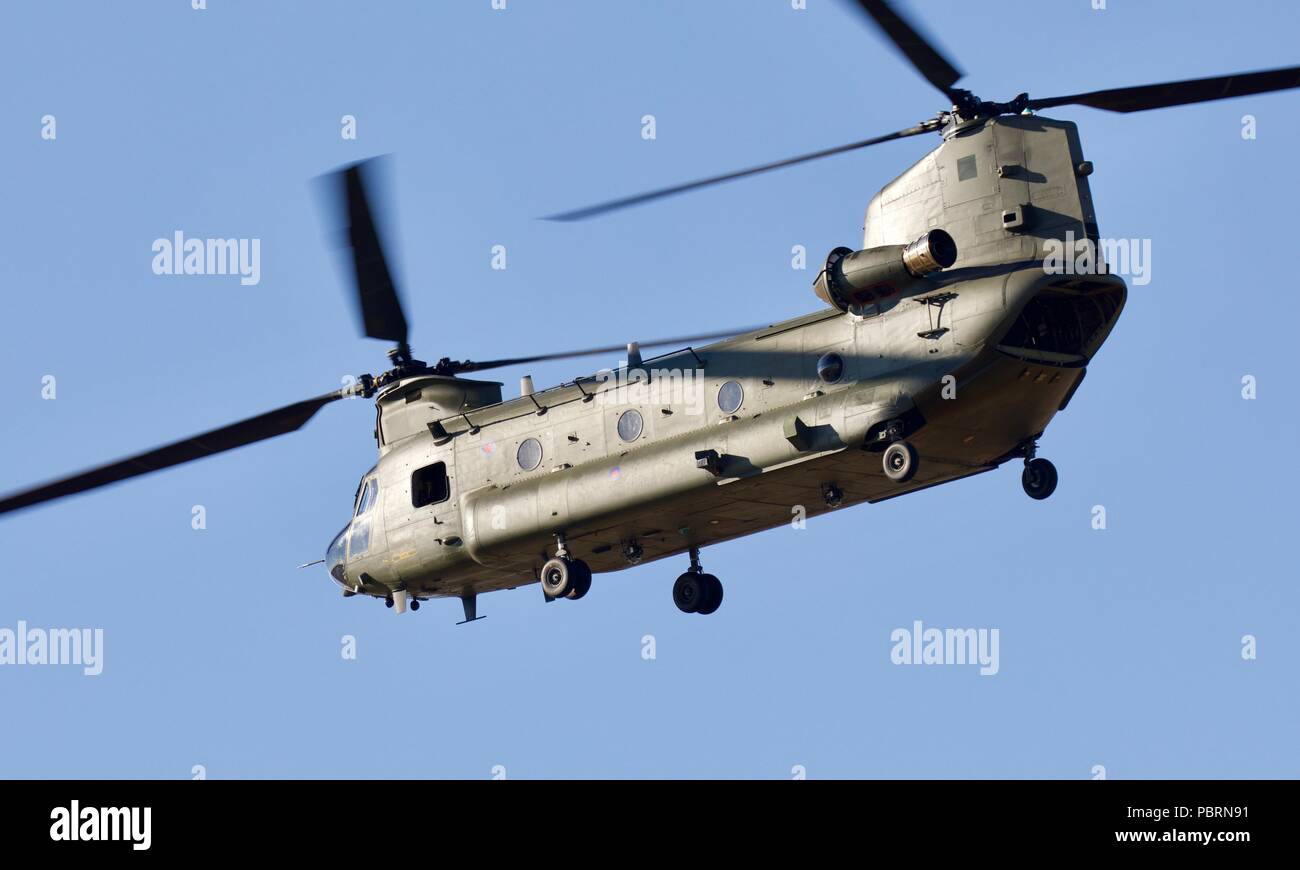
[541,557,574,598]
[696,573,724,615]
[410,599,420,611]
[882,441,918,482]
[674,572,723,614]
[384,595,394,609]
[565,560,593,600]
[673,572,705,614]
[1021,457,1058,500]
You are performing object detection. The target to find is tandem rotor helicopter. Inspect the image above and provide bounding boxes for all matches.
[3,1,1298,622]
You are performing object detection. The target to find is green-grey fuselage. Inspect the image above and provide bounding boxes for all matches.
[327,114,1127,604]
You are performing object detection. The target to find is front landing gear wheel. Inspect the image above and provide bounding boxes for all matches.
[673,573,704,613]
[882,441,918,482]
[565,560,592,600]
[673,572,723,615]
[542,557,592,599]
[696,574,723,615]
[1022,457,1058,500]
[541,557,573,598]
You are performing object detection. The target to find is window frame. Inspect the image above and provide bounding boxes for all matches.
[516,437,543,472]
[355,477,379,516]
[717,380,744,415]
[411,462,451,509]
[616,408,644,442]
[816,352,845,384]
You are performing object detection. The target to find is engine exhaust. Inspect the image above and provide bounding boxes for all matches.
[814,229,957,311]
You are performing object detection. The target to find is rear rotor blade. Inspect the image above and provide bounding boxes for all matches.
[0,390,350,516]
[1027,65,1300,113]
[336,160,409,345]
[453,326,769,373]
[543,122,938,221]
[848,0,964,101]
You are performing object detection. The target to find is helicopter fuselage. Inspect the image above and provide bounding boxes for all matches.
[327,114,1128,609]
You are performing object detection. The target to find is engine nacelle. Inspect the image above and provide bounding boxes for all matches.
[813,229,957,311]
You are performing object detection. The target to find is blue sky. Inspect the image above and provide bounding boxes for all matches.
[1,0,1297,778]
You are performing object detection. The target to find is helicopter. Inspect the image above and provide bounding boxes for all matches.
[2,0,1298,623]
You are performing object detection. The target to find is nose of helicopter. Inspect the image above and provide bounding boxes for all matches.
[325,524,350,590]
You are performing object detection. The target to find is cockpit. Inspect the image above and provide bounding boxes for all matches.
[325,468,380,589]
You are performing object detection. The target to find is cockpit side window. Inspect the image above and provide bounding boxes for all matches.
[355,478,379,516]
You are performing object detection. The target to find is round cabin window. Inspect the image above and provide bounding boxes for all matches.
[817,352,845,384]
[617,409,644,442]
[516,437,543,471]
[717,381,744,415]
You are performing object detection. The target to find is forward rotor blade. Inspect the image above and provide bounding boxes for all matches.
[0,390,350,516]
[1026,65,1300,113]
[543,122,938,221]
[336,160,409,344]
[453,326,769,374]
[848,0,963,101]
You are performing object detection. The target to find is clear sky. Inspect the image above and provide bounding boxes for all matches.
[1,0,1297,778]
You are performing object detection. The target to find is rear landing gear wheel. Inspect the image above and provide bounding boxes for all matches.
[882,441,917,482]
[384,595,394,609]
[1022,457,1058,500]
[410,599,420,611]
